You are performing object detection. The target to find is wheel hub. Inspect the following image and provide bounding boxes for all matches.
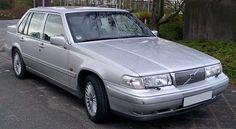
[85,82,97,117]
[13,53,21,75]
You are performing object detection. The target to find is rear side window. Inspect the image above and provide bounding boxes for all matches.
[43,14,64,41]
[17,13,30,33]
[23,13,32,35]
[27,13,45,39]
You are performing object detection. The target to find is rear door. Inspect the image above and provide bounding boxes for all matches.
[18,12,46,71]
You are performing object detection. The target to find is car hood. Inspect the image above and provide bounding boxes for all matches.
[79,37,220,76]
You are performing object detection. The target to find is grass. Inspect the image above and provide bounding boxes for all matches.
[159,16,184,40]
[178,40,236,85]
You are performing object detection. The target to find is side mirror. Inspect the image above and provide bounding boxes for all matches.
[152,30,158,37]
[50,36,67,48]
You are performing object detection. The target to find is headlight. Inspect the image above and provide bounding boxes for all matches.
[121,76,144,89]
[142,74,172,88]
[205,64,222,78]
[121,74,172,89]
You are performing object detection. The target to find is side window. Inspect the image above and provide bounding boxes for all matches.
[43,14,64,41]
[27,13,45,39]
[23,13,33,35]
[17,13,30,33]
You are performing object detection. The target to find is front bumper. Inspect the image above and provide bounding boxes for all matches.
[104,73,229,120]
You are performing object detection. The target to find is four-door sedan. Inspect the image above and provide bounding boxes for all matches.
[5,7,229,123]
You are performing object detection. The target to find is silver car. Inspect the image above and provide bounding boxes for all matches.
[5,7,229,123]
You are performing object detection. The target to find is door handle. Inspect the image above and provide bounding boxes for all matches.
[19,37,24,42]
[38,43,45,48]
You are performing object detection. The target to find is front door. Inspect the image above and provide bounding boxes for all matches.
[37,14,70,87]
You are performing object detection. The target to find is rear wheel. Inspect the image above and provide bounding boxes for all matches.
[84,75,110,123]
[12,49,27,79]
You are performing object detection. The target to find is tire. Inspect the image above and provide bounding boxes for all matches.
[83,75,110,123]
[12,49,27,79]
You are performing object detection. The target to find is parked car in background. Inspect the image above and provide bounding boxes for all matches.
[4,7,229,123]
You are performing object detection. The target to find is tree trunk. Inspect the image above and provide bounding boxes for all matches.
[86,0,89,6]
[151,0,164,30]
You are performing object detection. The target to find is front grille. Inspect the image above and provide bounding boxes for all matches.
[174,68,205,86]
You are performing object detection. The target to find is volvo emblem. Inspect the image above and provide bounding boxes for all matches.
[183,69,199,85]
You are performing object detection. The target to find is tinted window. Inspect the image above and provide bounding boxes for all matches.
[28,13,45,39]
[23,13,33,35]
[43,14,64,41]
[66,12,154,43]
[18,13,30,33]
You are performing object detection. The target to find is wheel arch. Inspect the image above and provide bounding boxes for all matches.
[11,43,22,59]
[77,69,106,98]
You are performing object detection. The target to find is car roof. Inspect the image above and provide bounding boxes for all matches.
[29,6,129,14]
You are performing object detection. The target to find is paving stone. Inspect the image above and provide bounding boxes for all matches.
[231,106,236,114]
[191,107,215,119]
[224,87,236,96]
[161,118,195,129]
[194,119,218,129]
[209,105,235,120]
[0,40,4,52]
[218,120,236,129]
[214,111,235,120]
[224,94,236,107]
[211,96,226,106]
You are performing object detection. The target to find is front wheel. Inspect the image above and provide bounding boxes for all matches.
[12,49,27,79]
[84,75,110,123]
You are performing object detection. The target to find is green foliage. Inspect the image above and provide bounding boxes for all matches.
[0,1,12,9]
[0,7,30,19]
[15,0,32,8]
[0,0,31,19]
[134,11,151,25]
[159,15,184,40]
[179,40,236,85]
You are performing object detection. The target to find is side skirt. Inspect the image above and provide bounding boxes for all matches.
[26,66,79,97]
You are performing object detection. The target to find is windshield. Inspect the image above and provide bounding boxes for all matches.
[66,12,154,43]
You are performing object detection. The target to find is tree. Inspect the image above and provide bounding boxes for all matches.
[151,0,186,30]
[86,0,89,5]
[0,0,13,9]
[151,0,164,30]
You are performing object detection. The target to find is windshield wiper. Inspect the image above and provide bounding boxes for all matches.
[79,37,122,42]
[120,35,151,39]
[78,35,152,43]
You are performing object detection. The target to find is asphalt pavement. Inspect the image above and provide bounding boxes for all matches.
[0,20,18,51]
[0,20,235,129]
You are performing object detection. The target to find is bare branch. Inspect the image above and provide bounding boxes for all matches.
[158,0,186,25]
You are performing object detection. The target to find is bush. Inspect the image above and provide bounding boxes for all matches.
[159,15,184,41]
[134,11,151,25]
[15,0,32,8]
[0,8,29,20]
[0,1,12,9]
[179,40,236,85]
